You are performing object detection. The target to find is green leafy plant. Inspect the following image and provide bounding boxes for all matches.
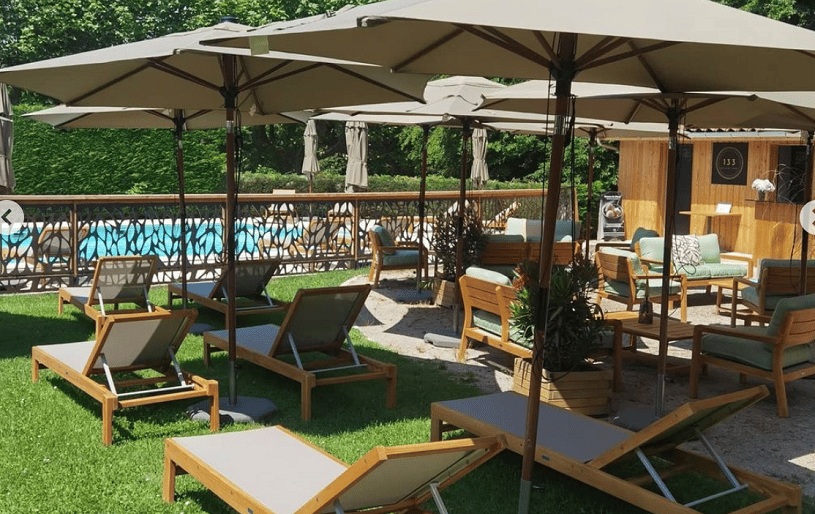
[510,255,607,372]
[431,206,486,281]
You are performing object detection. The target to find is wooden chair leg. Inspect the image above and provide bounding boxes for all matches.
[775,372,789,418]
[203,341,211,367]
[300,380,313,421]
[689,336,702,399]
[102,396,116,446]
[456,335,469,362]
[162,454,177,503]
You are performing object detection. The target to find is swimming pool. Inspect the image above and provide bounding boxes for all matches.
[2,219,302,262]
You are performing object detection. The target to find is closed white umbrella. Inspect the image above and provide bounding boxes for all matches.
[344,121,368,192]
[302,119,320,193]
[470,127,488,188]
[0,84,13,194]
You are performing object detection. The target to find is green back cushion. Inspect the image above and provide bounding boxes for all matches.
[630,227,659,251]
[465,266,513,286]
[697,234,721,263]
[759,258,815,275]
[766,293,815,337]
[374,226,396,254]
[636,236,663,263]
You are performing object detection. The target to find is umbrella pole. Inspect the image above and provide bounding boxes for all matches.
[585,131,597,257]
[223,55,239,407]
[519,33,577,514]
[655,107,681,418]
[173,111,189,310]
[454,120,472,333]
[801,132,813,292]
[417,125,430,288]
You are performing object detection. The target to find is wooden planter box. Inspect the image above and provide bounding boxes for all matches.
[513,358,612,416]
[433,278,458,308]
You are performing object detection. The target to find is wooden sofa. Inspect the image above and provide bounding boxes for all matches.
[636,234,753,296]
[479,218,582,273]
[457,268,531,362]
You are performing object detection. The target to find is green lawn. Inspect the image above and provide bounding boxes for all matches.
[0,269,811,513]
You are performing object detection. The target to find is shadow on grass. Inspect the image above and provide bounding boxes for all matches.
[0,309,95,359]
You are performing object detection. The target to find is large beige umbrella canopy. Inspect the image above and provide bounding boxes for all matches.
[470,128,488,188]
[302,119,320,193]
[210,2,815,506]
[0,19,430,410]
[481,79,815,417]
[344,121,368,192]
[0,84,13,194]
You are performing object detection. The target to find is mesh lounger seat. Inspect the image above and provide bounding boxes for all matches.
[32,308,219,446]
[431,386,801,514]
[167,259,287,326]
[203,284,396,420]
[58,255,158,332]
[164,426,504,514]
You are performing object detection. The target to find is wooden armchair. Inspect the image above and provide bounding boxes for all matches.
[691,294,815,417]
[367,225,427,288]
[595,247,687,322]
[731,259,815,326]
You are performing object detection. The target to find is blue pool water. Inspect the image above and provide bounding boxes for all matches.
[2,220,301,261]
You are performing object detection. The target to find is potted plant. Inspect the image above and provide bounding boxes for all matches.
[431,205,486,306]
[752,178,776,201]
[509,255,614,415]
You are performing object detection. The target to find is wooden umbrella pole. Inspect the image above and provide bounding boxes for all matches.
[656,107,681,418]
[173,110,189,310]
[417,124,430,288]
[519,33,576,514]
[802,131,813,293]
[585,131,597,257]
[223,54,239,406]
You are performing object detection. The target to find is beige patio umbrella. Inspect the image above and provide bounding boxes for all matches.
[470,127,488,188]
[0,84,13,194]
[302,119,320,193]
[208,2,815,507]
[0,19,430,411]
[481,80,815,418]
[344,121,368,192]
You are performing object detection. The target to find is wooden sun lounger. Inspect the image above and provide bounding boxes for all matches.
[203,284,396,420]
[167,258,287,326]
[430,386,801,514]
[58,255,158,333]
[32,308,219,446]
[164,425,505,514]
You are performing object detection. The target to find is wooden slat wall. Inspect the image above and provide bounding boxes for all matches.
[617,136,814,265]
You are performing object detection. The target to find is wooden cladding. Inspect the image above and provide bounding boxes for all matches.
[617,136,815,264]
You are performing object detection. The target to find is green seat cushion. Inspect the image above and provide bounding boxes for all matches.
[472,309,527,345]
[766,293,815,336]
[702,327,814,371]
[382,249,420,266]
[703,262,748,278]
[374,226,396,255]
[674,264,712,280]
[465,266,513,286]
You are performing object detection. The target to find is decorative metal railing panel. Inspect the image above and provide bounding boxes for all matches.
[0,190,545,293]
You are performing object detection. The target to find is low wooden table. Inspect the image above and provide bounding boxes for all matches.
[608,316,696,380]
[711,277,772,326]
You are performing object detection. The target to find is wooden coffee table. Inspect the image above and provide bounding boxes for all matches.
[607,316,696,384]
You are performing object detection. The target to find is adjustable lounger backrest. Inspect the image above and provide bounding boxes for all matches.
[82,309,196,375]
[590,386,769,469]
[88,255,158,306]
[302,436,506,514]
[270,284,371,356]
[210,259,281,299]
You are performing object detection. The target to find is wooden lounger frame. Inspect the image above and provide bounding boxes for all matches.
[431,386,801,514]
[203,284,396,420]
[164,425,505,514]
[32,308,219,445]
[58,255,158,333]
[167,258,287,326]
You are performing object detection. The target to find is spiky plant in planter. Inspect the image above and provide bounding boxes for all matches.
[431,206,486,281]
[510,254,607,372]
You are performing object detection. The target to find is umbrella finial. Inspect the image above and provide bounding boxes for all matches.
[220,15,239,24]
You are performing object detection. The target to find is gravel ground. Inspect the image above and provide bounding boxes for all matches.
[347,270,815,498]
